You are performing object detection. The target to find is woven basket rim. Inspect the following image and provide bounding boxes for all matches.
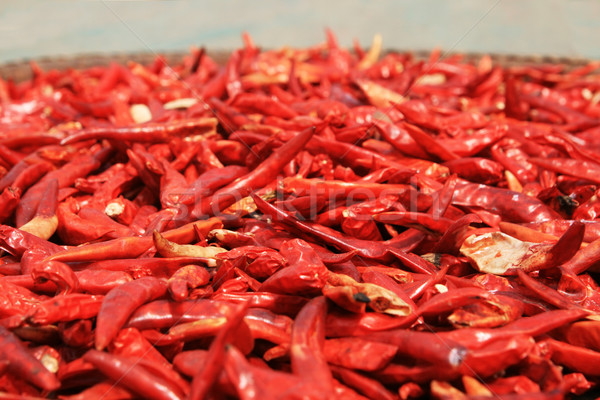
[0,49,594,82]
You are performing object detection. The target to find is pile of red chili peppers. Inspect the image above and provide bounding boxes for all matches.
[2,31,600,399]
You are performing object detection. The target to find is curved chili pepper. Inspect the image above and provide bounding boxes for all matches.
[95,276,167,350]
[31,260,79,295]
[27,293,102,325]
[252,193,421,262]
[16,146,112,227]
[83,349,185,400]
[453,180,561,223]
[517,270,589,313]
[193,125,316,217]
[289,296,334,397]
[440,309,588,348]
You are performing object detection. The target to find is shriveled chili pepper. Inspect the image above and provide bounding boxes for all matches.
[3,33,600,398]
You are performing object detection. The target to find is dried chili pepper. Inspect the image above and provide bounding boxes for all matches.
[2,33,600,399]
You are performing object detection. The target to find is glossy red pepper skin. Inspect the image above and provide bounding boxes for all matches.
[95,276,167,350]
[260,239,329,296]
[290,296,334,398]
[453,180,561,223]
[83,349,186,400]
[61,117,217,145]
[188,302,249,400]
[193,125,316,217]
[5,34,600,399]
[16,147,112,227]
[27,293,103,325]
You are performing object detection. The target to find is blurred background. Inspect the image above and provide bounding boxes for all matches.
[1,0,599,63]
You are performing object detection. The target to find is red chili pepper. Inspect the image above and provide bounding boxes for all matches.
[331,365,397,400]
[27,293,103,325]
[4,34,600,398]
[193,125,316,217]
[290,296,334,397]
[453,180,561,223]
[0,326,60,391]
[543,338,600,377]
[253,193,423,263]
[60,380,135,400]
[46,217,222,263]
[95,276,167,350]
[61,117,217,145]
[83,349,185,400]
[16,146,112,227]
[260,239,329,295]
[188,301,249,400]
